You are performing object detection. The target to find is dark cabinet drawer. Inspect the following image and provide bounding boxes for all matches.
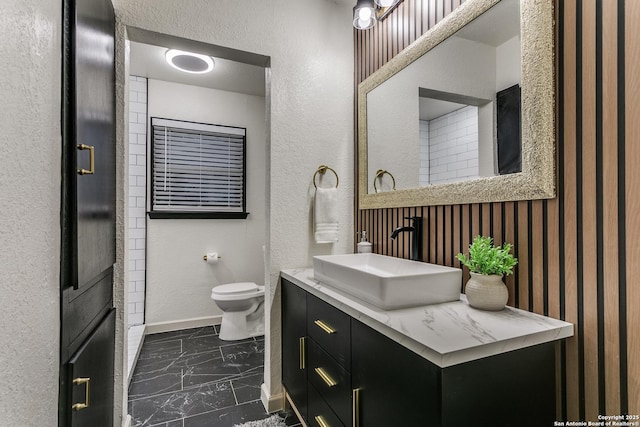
[308,383,346,427]
[307,293,351,368]
[281,279,308,421]
[308,338,351,426]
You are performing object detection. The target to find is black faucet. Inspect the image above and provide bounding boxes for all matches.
[391,216,423,261]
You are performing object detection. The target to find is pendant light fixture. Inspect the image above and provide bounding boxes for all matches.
[353,0,376,30]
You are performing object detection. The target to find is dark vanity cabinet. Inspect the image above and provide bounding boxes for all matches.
[281,277,557,427]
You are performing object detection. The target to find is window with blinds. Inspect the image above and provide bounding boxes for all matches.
[150,118,248,219]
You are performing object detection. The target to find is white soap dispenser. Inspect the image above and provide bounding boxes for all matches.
[357,231,373,253]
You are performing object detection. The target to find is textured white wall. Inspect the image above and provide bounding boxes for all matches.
[112,0,355,407]
[145,79,267,327]
[0,0,61,424]
[496,35,521,92]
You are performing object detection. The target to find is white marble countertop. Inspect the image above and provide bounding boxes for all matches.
[281,268,574,368]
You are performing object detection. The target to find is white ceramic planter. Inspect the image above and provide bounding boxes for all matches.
[465,272,508,311]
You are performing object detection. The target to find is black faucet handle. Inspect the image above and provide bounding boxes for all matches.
[404,216,422,224]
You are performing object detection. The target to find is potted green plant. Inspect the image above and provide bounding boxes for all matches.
[456,235,518,311]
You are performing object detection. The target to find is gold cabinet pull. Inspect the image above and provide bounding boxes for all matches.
[314,367,337,387]
[314,415,330,427]
[299,337,306,370]
[314,319,336,334]
[77,144,95,175]
[72,377,91,411]
[352,388,361,427]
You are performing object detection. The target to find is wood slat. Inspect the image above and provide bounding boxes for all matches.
[547,197,560,319]
[625,0,640,414]
[562,0,580,418]
[581,0,600,418]
[444,205,452,266]
[602,0,621,415]
[517,200,530,310]
[503,202,516,307]
[532,200,544,315]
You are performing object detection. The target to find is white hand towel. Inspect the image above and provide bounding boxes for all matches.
[314,187,339,243]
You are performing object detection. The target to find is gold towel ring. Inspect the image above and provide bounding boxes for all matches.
[313,165,339,189]
[373,169,396,193]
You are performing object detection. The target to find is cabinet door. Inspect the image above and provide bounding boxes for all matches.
[62,0,116,292]
[281,279,308,420]
[61,0,116,358]
[351,318,441,427]
[441,342,555,426]
[66,309,115,427]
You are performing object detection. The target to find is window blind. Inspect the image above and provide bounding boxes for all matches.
[151,118,246,214]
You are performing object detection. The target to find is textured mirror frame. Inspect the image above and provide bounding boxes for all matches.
[358,0,555,209]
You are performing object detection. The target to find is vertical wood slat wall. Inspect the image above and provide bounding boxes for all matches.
[354,0,638,419]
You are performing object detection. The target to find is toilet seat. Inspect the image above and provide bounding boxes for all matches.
[211,282,265,301]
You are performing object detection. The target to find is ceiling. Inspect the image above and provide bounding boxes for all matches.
[455,0,519,47]
[129,41,266,97]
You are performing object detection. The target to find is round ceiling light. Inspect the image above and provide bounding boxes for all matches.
[165,49,214,74]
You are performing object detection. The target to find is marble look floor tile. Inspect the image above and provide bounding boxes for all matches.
[127,331,299,427]
[146,420,184,427]
[231,373,263,404]
[181,400,272,427]
[130,381,236,427]
[134,349,184,376]
[181,335,233,356]
[219,340,264,376]
[129,369,183,400]
[181,350,243,388]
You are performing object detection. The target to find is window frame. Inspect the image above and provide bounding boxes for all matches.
[148,117,249,220]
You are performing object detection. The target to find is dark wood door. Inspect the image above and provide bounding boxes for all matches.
[351,318,441,427]
[281,278,308,421]
[67,309,116,427]
[60,0,116,424]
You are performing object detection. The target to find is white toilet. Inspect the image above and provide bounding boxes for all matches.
[211,282,265,341]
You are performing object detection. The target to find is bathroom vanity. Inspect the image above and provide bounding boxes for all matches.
[281,268,573,427]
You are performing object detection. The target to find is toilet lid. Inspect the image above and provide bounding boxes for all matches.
[213,282,258,296]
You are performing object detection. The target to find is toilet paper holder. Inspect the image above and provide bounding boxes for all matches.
[203,253,222,261]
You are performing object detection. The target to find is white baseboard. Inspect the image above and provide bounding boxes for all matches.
[260,383,285,413]
[145,315,222,334]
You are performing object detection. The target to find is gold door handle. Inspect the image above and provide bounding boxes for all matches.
[72,377,91,411]
[314,415,330,427]
[352,388,361,427]
[299,337,306,370]
[314,367,337,387]
[314,319,336,334]
[77,144,95,175]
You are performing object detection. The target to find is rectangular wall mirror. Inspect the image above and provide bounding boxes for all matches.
[358,0,555,209]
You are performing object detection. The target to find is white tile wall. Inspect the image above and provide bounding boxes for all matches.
[428,105,479,185]
[419,120,430,186]
[128,75,147,327]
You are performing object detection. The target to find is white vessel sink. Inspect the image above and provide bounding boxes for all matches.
[313,253,462,310]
